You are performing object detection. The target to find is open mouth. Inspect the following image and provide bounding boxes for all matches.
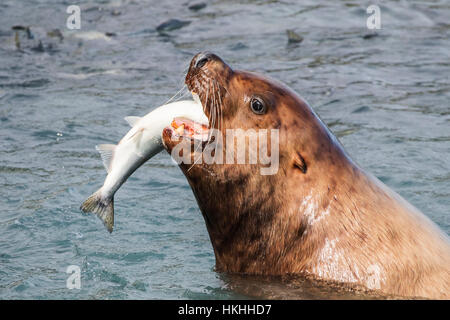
[169,116,209,141]
[166,92,210,143]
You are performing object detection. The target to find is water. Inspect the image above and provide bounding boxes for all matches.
[0,0,449,299]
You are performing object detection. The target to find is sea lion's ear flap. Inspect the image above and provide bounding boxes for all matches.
[294,152,307,174]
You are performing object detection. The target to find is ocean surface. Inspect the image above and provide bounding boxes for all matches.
[0,0,449,299]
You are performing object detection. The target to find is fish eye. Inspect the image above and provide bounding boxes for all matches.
[250,97,266,115]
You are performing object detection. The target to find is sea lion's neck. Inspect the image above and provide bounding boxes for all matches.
[190,129,364,274]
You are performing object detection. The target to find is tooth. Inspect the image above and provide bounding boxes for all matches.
[175,124,185,135]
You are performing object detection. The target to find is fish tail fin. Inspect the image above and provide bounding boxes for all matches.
[80,189,114,233]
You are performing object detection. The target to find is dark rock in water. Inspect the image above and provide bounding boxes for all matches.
[11,25,27,31]
[85,6,103,13]
[84,6,106,23]
[188,2,207,11]
[230,42,248,51]
[31,40,45,53]
[26,27,33,39]
[12,25,33,39]
[14,31,20,50]
[352,106,370,113]
[286,29,303,44]
[156,19,191,33]
[363,32,378,40]
[45,42,59,53]
[47,29,63,42]
[1,78,51,89]
[12,26,60,54]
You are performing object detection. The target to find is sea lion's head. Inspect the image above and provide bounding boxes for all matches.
[162,52,351,274]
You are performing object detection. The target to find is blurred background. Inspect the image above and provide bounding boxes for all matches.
[0,0,449,299]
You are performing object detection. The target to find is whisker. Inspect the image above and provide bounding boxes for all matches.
[164,84,187,105]
[177,90,191,101]
[187,78,211,172]
[208,80,217,143]
[212,81,220,164]
[206,80,215,146]
[216,80,223,134]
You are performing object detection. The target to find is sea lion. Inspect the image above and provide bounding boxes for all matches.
[162,52,450,299]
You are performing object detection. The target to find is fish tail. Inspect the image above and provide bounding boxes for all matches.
[80,189,114,233]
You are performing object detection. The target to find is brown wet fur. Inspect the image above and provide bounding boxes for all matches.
[162,52,450,299]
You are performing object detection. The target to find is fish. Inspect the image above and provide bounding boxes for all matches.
[80,99,208,233]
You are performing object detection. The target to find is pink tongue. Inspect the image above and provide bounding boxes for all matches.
[171,117,209,137]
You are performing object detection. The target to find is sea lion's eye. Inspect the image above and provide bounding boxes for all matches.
[250,98,266,115]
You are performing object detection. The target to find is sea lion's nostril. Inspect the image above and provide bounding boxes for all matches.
[195,54,210,69]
